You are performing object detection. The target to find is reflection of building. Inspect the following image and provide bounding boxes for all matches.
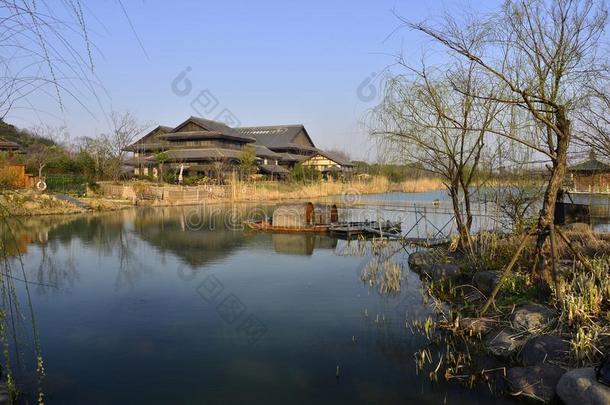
[272,234,337,256]
[569,151,610,192]
[133,206,251,267]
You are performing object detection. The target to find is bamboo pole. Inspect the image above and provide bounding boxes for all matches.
[480,231,533,316]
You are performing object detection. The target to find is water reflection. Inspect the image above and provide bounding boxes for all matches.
[3,204,515,404]
[134,206,253,267]
[272,234,337,256]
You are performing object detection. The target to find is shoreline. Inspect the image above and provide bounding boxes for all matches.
[3,178,447,217]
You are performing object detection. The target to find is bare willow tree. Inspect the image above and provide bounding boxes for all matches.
[574,86,610,159]
[0,2,102,402]
[101,110,149,180]
[405,0,609,286]
[373,59,501,248]
[0,1,99,119]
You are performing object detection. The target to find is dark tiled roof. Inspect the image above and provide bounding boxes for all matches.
[0,137,22,150]
[276,152,309,163]
[124,157,154,166]
[270,143,318,153]
[124,142,169,152]
[179,116,255,142]
[253,144,282,159]
[164,148,242,162]
[258,164,290,175]
[314,150,353,167]
[570,157,610,172]
[125,148,243,164]
[158,130,251,143]
[127,125,173,149]
[237,125,315,148]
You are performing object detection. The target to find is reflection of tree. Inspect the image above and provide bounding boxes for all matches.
[31,243,79,295]
[113,225,151,291]
[4,211,149,292]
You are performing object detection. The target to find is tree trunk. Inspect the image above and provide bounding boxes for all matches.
[532,110,570,293]
[449,182,469,249]
[459,177,474,231]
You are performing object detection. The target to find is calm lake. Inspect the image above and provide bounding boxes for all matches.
[5,193,517,404]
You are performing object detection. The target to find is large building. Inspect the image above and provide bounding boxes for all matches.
[125,116,352,180]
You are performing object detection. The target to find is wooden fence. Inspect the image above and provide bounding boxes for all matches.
[97,182,260,204]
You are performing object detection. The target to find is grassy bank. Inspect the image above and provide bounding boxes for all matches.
[0,190,131,216]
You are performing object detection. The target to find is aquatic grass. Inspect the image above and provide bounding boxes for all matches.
[361,258,404,295]
[380,261,402,294]
[553,256,610,366]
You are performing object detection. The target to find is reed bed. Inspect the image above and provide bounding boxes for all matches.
[399,177,444,193]
[246,176,392,201]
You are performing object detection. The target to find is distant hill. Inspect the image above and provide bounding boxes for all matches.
[0,120,55,147]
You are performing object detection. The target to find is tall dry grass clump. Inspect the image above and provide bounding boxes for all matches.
[400,177,444,193]
[0,166,22,189]
[556,257,610,366]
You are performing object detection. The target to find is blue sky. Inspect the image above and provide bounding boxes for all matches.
[7,0,500,161]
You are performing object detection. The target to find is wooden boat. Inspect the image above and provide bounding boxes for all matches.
[244,219,331,234]
[244,202,401,237]
[245,219,402,237]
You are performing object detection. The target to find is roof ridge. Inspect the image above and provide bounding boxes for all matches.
[238,124,304,129]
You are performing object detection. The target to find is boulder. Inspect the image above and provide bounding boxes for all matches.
[418,263,461,282]
[506,364,565,402]
[407,251,433,272]
[486,328,523,357]
[557,367,610,405]
[473,270,501,295]
[521,335,570,366]
[460,317,498,335]
[511,304,555,332]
